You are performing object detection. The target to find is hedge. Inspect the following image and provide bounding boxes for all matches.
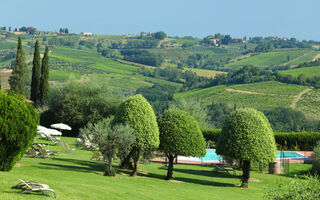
[202,129,320,151]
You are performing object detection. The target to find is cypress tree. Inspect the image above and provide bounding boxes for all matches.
[39,46,49,106]
[9,36,27,95]
[30,40,41,105]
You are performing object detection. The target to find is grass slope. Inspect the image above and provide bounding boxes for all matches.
[0,137,310,200]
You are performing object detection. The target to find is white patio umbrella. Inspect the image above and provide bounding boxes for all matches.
[37,125,48,131]
[50,123,72,131]
[36,128,62,150]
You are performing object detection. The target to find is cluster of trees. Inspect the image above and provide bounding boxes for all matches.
[59,28,69,34]
[48,36,79,47]
[30,40,50,106]
[250,36,311,50]
[120,50,163,66]
[111,38,159,49]
[139,31,167,40]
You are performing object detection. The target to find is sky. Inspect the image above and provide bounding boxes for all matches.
[1,0,319,41]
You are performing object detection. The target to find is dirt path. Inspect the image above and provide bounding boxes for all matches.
[290,88,312,108]
[226,88,267,95]
[312,53,320,61]
[0,68,12,89]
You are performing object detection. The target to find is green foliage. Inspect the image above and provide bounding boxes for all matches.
[169,98,210,129]
[312,142,320,175]
[264,175,320,200]
[263,107,307,132]
[39,46,49,106]
[216,108,276,163]
[154,31,167,40]
[49,79,122,136]
[158,109,206,157]
[0,90,39,171]
[9,36,27,96]
[79,119,135,176]
[202,129,320,151]
[275,131,320,151]
[30,40,41,105]
[112,94,159,151]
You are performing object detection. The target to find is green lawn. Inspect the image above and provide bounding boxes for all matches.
[0,137,311,200]
[279,66,320,78]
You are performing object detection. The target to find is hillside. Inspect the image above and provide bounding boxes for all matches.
[175,81,320,120]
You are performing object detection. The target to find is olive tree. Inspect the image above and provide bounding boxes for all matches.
[216,108,276,188]
[112,94,159,176]
[80,118,135,176]
[0,90,39,171]
[158,109,206,180]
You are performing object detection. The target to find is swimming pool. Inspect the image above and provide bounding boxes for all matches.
[179,149,307,162]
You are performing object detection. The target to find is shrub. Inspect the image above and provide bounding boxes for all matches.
[0,90,39,171]
[158,109,206,180]
[112,94,159,176]
[264,175,320,200]
[312,142,320,175]
[216,108,276,188]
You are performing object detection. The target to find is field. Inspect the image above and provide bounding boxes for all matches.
[175,81,319,118]
[227,50,316,69]
[0,137,311,200]
[0,68,11,89]
[278,66,320,78]
[183,68,227,78]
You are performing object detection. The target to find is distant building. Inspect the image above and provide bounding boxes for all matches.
[209,38,220,46]
[81,32,93,36]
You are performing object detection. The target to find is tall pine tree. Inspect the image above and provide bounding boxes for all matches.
[9,36,27,95]
[30,40,41,105]
[39,46,49,106]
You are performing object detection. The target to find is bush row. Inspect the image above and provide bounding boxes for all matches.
[202,129,320,151]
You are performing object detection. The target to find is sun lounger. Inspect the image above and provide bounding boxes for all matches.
[214,166,236,175]
[13,179,56,198]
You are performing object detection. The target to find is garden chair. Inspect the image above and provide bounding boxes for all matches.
[39,148,48,158]
[13,179,56,198]
[65,142,75,152]
[90,151,102,161]
[214,166,236,175]
[27,148,38,157]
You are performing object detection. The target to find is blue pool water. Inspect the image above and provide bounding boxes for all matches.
[180,149,306,162]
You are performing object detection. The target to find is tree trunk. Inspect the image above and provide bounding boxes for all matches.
[104,154,114,176]
[241,160,251,188]
[120,151,133,170]
[166,154,175,180]
[131,149,140,176]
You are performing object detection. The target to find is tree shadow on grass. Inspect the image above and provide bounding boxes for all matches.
[118,168,236,187]
[36,158,105,173]
[158,165,239,179]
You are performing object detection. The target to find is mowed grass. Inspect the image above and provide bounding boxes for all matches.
[227,50,313,69]
[278,66,320,78]
[0,137,309,200]
[184,68,227,78]
[174,81,318,115]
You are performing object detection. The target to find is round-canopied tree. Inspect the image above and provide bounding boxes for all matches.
[216,108,276,188]
[158,109,206,180]
[0,90,39,171]
[112,94,159,176]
